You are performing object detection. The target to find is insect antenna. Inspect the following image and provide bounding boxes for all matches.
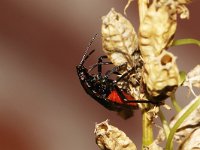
[80,34,98,66]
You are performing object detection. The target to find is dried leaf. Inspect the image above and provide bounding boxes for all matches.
[169,97,200,144]
[178,128,200,150]
[94,120,137,150]
[156,128,166,143]
[183,65,200,96]
[152,127,170,150]
[143,141,163,150]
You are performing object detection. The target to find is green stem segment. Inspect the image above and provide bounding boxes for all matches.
[171,94,182,113]
[142,110,153,149]
[172,38,200,47]
[166,96,200,150]
[158,110,170,138]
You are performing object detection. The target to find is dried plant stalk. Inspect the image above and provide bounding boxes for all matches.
[139,0,190,98]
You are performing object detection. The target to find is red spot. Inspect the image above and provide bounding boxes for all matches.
[108,90,137,106]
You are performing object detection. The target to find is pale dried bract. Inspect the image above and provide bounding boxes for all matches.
[143,51,180,97]
[102,8,138,69]
[156,0,191,19]
[94,120,137,150]
[139,1,177,60]
[139,0,190,60]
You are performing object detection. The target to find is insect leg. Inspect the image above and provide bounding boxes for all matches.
[88,55,112,73]
[116,67,135,82]
[98,55,109,77]
[105,63,128,78]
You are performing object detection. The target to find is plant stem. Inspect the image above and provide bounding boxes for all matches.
[165,96,200,150]
[158,109,170,138]
[142,109,153,149]
[172,38,200,47]
[171,93,182,113]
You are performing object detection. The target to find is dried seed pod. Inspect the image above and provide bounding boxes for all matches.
[139,2,177,60]
[169,97,200,144]
[138,0,191,99]
[94,120,137,150]
[183,65,200,96]
[139,0,190,60]
[102,8,144,100]
[157,0,191,19]
[102,8,138,69]
[143,51,180,98]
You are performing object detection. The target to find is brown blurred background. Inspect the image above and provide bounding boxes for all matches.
[0,0,199,149]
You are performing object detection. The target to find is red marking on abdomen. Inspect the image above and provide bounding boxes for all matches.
[108,90,137,106]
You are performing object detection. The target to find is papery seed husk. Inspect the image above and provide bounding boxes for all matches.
[94,120,137,150]
[139,1,177,60]
[102,8,138,69]
[143,51,180,98]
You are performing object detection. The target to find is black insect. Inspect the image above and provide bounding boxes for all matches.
[76,36,155,118]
